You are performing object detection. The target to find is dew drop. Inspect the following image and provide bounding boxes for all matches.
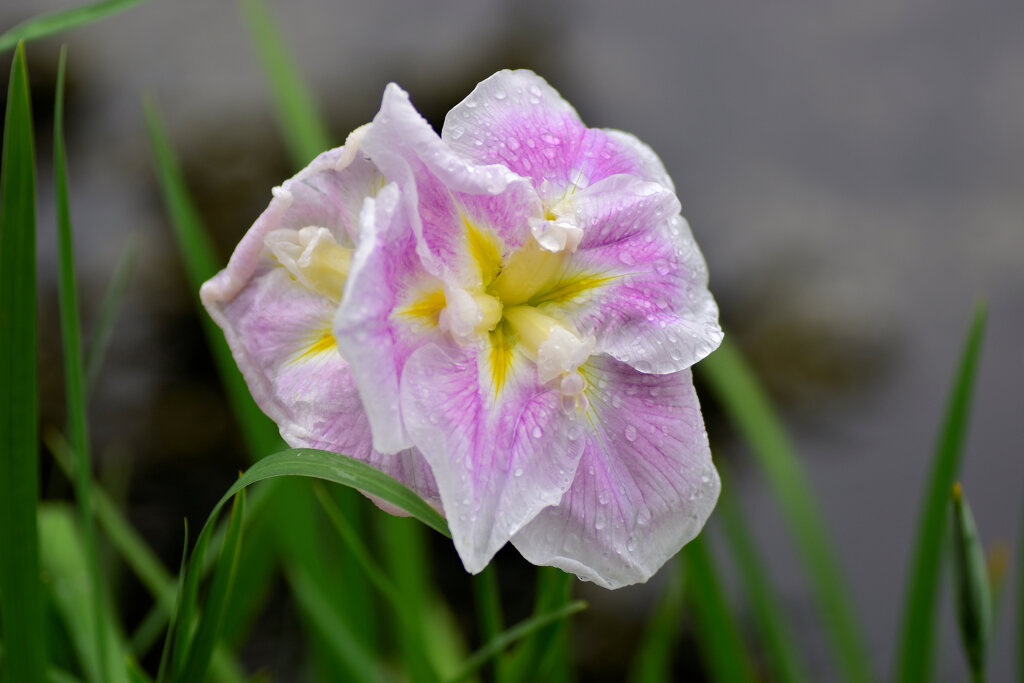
[493,88,507,100]
[513,467,524,477]
[624,425,637,442]
[626,538,636,552]
[598,491,609,505]
[531,425,544,439]
[618,251,636,265]
[507,137,520,150]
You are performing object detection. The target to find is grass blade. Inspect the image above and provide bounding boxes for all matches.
[716,480,809,683]
[285,564,381,683]
[698,336,872,683]
[38,504,129,683]
[54,44,110,683]
[1019,495,1024,683]
[471,566,504,681]
[682,535,757,682]
[178,491,246,683]
[447,600,588,683]
[0,0,150,52]
[627,571,683,683]
[0,41,46,683]
[238,0,332,168]
[950,483,991,681]
[503,567,575,683]
[894,303,987,683]
[207,448,448,539]
[85,238,137,395]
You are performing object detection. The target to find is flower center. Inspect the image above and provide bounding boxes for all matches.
[265,226,352,302]
[441,234,593,408]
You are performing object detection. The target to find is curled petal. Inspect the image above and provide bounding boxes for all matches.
[512,357,719,589]
[443,70,660,195]
[528,174,722,373]
[401,342,585,573]
[362,83,538,283]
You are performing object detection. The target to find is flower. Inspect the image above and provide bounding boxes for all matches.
[335,70,723,588]
[200,126,441,514]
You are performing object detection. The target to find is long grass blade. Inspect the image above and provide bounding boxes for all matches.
[717,478,808,683]
[503,567,575,683]
[85,238,137,395]
[447,600,588,683]
[682,534,756,682]
[0,0,150,52]
[38,504,129,683]
[0,41,46,683]
[627,571,683,683]
[237,0,331,168]
[698,336,872,683]
[471,566,504,682]
[178,492,246,683]
[894,303,987,683]
[1019,495,1024,683]
[285,563,381,683]
[54,44,110,683]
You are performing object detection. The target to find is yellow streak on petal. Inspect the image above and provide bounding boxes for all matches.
[290,330,337,365]
[463,215,503,285]
[528,272,615,307]
[488,321,517,396]
[397,289,447,327]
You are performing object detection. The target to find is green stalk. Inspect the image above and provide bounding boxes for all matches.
[0,41,46,683]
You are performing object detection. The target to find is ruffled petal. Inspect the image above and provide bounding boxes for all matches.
[512,357,719,589]
[334,182,445,453]
[401,341,585,573]
[362,83,539,283]
[527,174,722,373]
[442,70,659,196]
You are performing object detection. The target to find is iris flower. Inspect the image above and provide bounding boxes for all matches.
[203,69,721,588]
[335,70,723,588]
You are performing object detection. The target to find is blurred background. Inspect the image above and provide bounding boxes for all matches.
[3,0,1022,680]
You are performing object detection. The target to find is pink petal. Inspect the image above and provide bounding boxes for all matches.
[442,70,656,193]
[512,357,719,589]
[532,174,723,373]
[361,83,538,282]
[401,341,585,573]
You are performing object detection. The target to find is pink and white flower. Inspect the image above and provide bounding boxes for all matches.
[335,70,723,588]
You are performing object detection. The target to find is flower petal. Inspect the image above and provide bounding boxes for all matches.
[401,341,585,573]
[528,174,722,373]
[334,181,445,453]
[362,83,538,283]
[442,70,659,195]
[512,357,719,589]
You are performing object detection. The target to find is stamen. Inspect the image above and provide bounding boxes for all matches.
[265,226,351,302]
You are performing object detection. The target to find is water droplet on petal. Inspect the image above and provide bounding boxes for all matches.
[514,467,524,477]
[624,425,637,442]
[531,425,544,438]
[493,88,507,100]
[618,251,636,265]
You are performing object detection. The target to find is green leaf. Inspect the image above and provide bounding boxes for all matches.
[316,487,441,683]
[214,448,448,539]
[178,492,246,683]
[950,483,991,682]
[627,570,683,683]
[698,337,872,683]
[0,41,46,683]
[717,477,808,683]
[0,0,150,51]
[85,238,137,396]
[142,100,280,458]
[504,568,575,683]
[446,600,588,683]
[54,45,111,683]
[38,504,130,683]
[285,564,381,683]
[894,303,987,683]
[682,534,757,682]
[238,0,332,168]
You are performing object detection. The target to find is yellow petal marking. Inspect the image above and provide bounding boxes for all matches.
[290,330,337,365]
[397,288,447,327]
